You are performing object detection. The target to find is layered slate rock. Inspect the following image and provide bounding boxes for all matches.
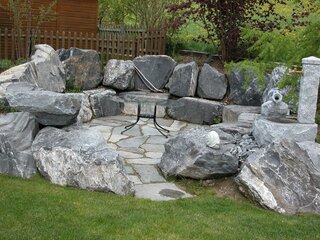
[159,123,252,179]
[223,105,261,123]
[119,91,170,118]
[31,44,65,92]
[168,61,199,97]
[58,47,102,90]
[0,112,38,178]
[88,88,122,118]
[6,82,81,126]
[0,62,38,98]
[197,64,227,100]
[32,126,134,195]
[167,97,223,125]
[236,140,320,215]
[253,117,318,146]
[133,55,176,90]
[103,59,135,90]
[227,69,266,106]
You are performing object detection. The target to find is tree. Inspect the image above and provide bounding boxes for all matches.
[99,0,176,29]
[0,0,56,59]
[168,0,294,61]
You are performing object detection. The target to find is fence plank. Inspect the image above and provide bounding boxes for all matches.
[0,27,166,61]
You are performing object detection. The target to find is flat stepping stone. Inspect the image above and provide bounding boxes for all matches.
[145,152,163,159]
[140,144,165,152]
[124,165,135,174]
[146,136,169,145]
[134,183,192,201]
[117,136,148,148]
[126,158,161,165]
[141,125,163,136]
[132,165,166,183]
[118,151,144,159]
[128,175,143,185]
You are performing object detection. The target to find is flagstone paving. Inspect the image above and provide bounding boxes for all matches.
[84,115,201,201]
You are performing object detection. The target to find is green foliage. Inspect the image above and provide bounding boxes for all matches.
[65,84,81,93]
[166,21,218,56]
[1,174,320,239]
[0,100,17,113]
[0,59,14,72]
[225,60,275,90]
[0,58,27,73]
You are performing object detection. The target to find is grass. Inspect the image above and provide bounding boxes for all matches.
[1,174,320,240]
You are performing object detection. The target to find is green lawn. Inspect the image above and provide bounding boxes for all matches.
[1,175,320,240]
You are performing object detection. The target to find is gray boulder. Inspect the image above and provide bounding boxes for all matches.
[253,117,318,146]
[236,140,320,215]
[197,64,227,100]
[167,97,223,125]
[31,44,65,92]
[159,123,252,179]
[103,59,135,90]
[168,61,199,97]
[32,126,134,195]
[58,47,102,90]
[89,88,122,118]
[133,55,176,90]
[227,69,266,106]
[0,62,38,98]
[0,112,39,178]
[262,66,288,103]
[223,105,261,123]
[6,82,81,126]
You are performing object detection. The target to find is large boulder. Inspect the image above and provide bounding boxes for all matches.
[236,140,320,215]
[32,126,134,195]
[133,55,176,90]
[0,62,38,98]
[159,123,252,179]
[167,61,199,97]
[227,69,266,106]
[167,97,223,125]
[88,88,122,118]
[58,47,102,90]
[31,44,65,92]
[223,105,261,123]
[197,64,227,100]
[0,112,39,178]
[103,59,135,90]
[253,117,318,146]
[6,82,81,126]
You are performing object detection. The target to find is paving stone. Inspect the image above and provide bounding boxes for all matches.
[141,125,163,136]
[113,125,142,137]
[166,120,187,132]
[89,125,113,141]
[106,143,118,150]
[126,158,161,165]
[118,147,145,154]
[124,165,135,174]
[134,183,192,201]
[145,152,163,159]
[89,118,125,127]
[146,136,169,145]
[118,151,144,159]
[132,165,166,183]
[140,144,165,152]
[128,175,143,185]
[117,136,148,148]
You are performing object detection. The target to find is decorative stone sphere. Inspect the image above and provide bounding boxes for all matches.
[206,130,220,149]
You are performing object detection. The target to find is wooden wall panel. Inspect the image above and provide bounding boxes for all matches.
[0,0,97,33]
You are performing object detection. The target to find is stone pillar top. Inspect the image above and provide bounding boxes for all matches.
[302,56,320,65]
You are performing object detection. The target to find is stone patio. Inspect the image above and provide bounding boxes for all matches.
[84,115,198,201]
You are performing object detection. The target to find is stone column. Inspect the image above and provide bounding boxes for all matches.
[298,56,320,124]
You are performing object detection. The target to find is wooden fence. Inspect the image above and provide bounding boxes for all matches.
[0,28,166,62]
